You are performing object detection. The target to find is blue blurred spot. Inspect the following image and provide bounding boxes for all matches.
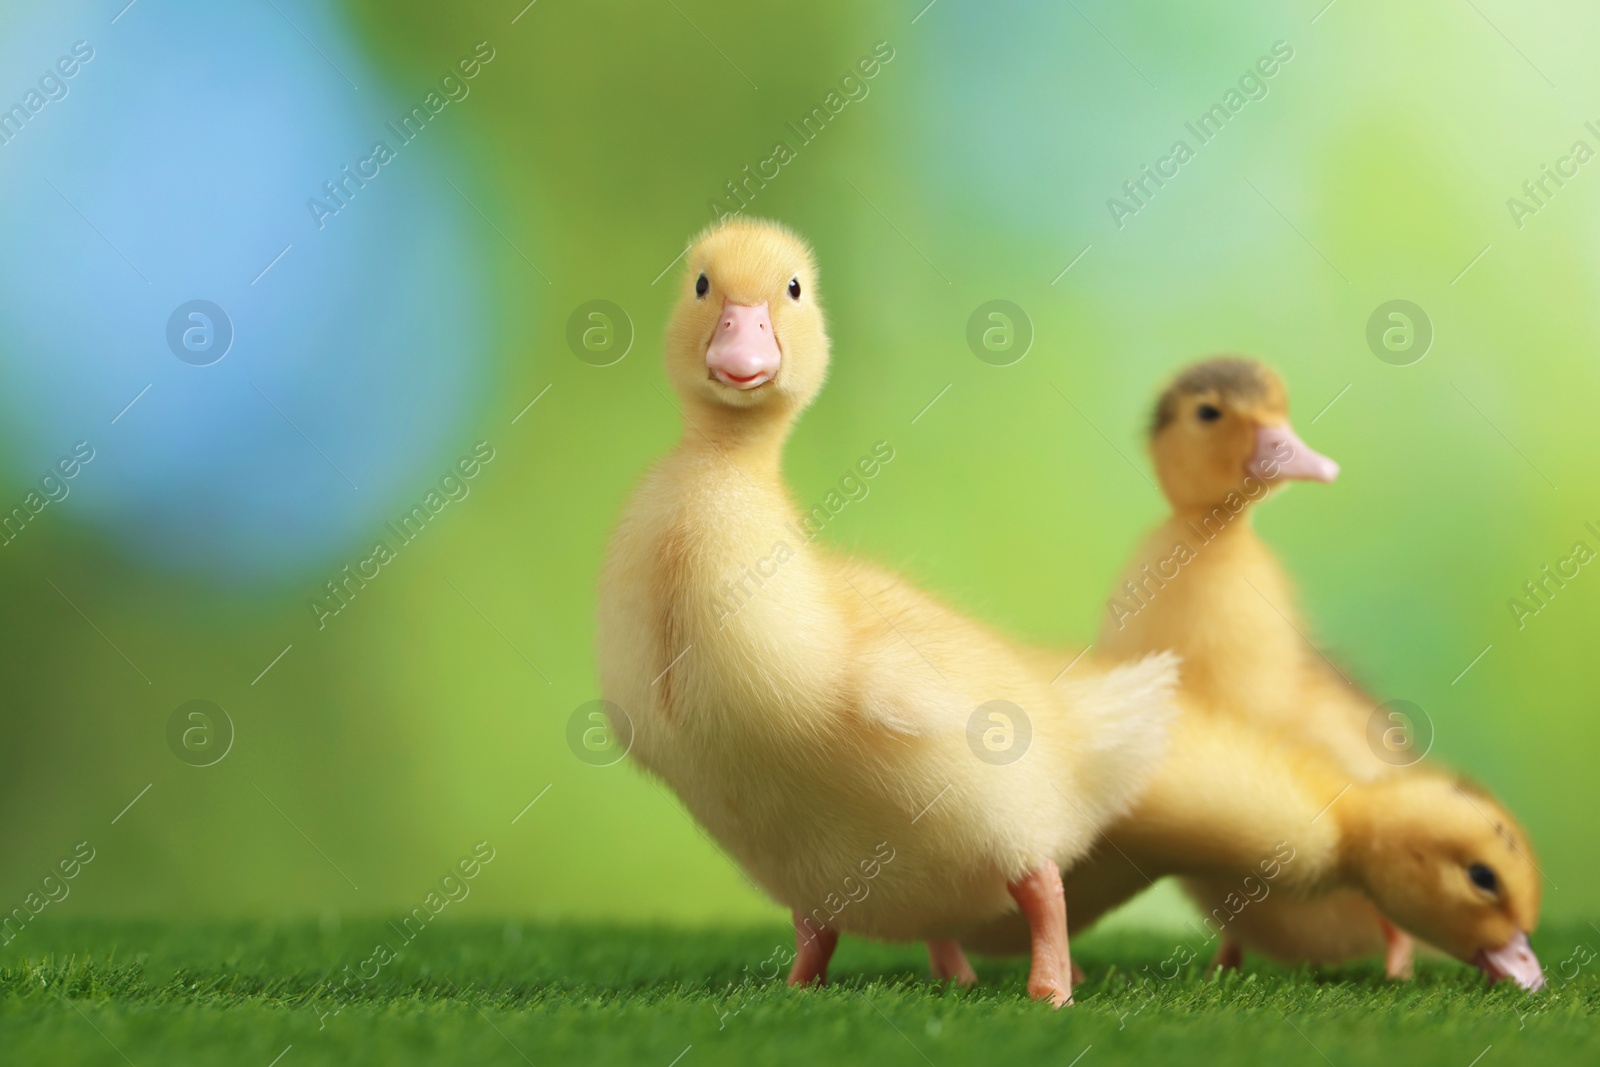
[0,0,500,584]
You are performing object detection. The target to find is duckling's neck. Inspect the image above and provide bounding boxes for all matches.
[1329,775,1449,882]
[679,401,794,475]
[1327,781,1386,888]
[1167,501,1260,542]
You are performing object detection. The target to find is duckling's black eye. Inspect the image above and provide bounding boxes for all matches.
[1468,863,1499,893]
[695,273,709,298]
[1196,404,1222,422]
[788,277,801,301]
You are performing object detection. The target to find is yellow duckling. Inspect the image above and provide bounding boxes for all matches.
[1101,357,1370,756]
[1098,356,1506,976]
[963,712,1547,990]
[596,218,1177,1006]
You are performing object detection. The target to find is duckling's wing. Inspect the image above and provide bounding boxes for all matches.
[832,560,991,739]
[854,677,970,739]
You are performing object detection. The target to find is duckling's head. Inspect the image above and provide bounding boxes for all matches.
[1349,773,1544,990]
[1149,357,1338,514]
[664,218,828,419]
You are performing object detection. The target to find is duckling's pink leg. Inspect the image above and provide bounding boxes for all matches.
[1209,939,1243,973]
[1380,918,1415,980]
[926,939,978,986]
[1007,864,1073,1007]
[787,913,839,987]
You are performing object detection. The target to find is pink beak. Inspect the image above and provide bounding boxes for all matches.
[1475,930,1545,991]
[1248,422,1339,484]
[706,300,781,389]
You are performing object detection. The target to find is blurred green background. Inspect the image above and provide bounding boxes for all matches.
[1,0,1596,937]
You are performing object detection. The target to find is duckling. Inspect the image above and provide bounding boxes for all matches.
[1101,357,1365,766]
[1101,356,1422,975]
[962,712,1547,991]
[595,218,1178,1007]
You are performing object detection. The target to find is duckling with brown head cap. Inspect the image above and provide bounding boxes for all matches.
[596,218,1178,1006]
[1105,357,1351,750]
[1093,355,1544,983]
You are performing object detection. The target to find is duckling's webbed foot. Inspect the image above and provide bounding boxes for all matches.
[1380,918,1415,980]
[1209,939,1243,974]
[1007,863,1074,1008]
[787,913,839,987]
[926,939,978,986]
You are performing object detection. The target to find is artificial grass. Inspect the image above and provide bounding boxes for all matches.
[2,920,1595,1066]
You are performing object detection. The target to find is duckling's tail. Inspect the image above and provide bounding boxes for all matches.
[1057,651,1180,828]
